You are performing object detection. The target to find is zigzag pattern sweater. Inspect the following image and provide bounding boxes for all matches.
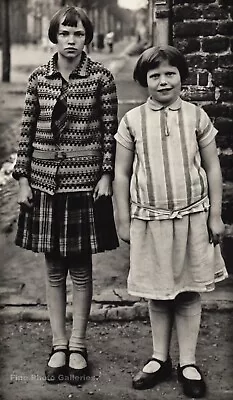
[12,52,118,195]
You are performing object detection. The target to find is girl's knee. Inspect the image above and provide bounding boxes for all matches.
[45,253,68,287]
[68,253,92,290]
[175,292,201,316]
[176,292,200,304]
[149,299,174,312]
[70,268,92,289]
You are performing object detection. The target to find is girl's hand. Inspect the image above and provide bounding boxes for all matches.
[93,174,112,201]
[118,221,130,244]
[18,180,33,208]
[207,215,225,246]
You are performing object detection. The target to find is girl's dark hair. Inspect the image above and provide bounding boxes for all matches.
[48,6,93,45]
[133,45,189,87]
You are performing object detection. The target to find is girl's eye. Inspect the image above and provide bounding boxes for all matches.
[150,74,160,79]
[74,32,85,37]
[59,32,68,36]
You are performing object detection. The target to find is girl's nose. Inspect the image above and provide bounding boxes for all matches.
[68,34,75,43]
[159,74,167,85]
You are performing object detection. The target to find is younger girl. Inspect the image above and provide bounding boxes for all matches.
[114,45,227,398]
[13,6,118,385]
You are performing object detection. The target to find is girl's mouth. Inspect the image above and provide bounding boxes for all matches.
[158,88,172,93]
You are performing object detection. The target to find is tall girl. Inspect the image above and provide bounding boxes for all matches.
[13,6,118,385]
[114,45,227,398]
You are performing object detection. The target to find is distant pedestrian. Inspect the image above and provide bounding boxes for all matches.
[13,5,118,386]
[114,45,227,398]
[105,31,114,53]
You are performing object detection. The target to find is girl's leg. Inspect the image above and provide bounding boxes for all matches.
[143,299,174,373]
[45,253,68,367]
[68,253,93,369]
[132,299,173,390]
[175,291,202,379]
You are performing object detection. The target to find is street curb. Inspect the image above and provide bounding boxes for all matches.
[1,299,232,323]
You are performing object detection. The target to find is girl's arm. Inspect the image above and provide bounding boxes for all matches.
[12,71,39,207]
[99,70,118,177]
[200,139,225,245]
[114,142,134,243]
[93,173,112,200]
[12,71,39,182]
[93,70,118,200]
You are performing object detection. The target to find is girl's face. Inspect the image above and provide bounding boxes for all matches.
[57,18,86,59]
[146,60,181,106]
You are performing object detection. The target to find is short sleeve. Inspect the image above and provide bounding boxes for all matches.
[197,107,218,148]
[114,114,134,151]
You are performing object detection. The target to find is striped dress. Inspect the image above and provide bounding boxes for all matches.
[115,96,227,299]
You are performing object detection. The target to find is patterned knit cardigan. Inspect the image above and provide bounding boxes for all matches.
[12,52,118,195]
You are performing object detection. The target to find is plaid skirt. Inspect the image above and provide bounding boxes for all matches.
[15,190,119,256]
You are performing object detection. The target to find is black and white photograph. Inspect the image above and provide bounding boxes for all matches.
[0,0,232,399]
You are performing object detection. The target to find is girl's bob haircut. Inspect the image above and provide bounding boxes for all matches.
[133,45,189,87]
[48,6,93,45]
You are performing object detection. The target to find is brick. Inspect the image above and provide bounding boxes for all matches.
[182,87,215,102]
[174,21,218,37]
[203,4,229,19]
[185,54,218,70]
[219,155,233,181]
[217,21,233,36]
[203,103,233,119]
[215,132,231,150]
[218,54,233,69]
[222,236,233,273]
[115,306,137,321]
[219,0,233,6]
[173,5,202,22]
[199,72,209,86]
[222,204,233,225]
[156,10,169,18]
[132,302,149,319]
[202,36,229,53]
[222,183,233,224]
[216,131,233,150]
[104,307,118,320]
[215,118,233,148]
[173,38,200,54]
[184,71,198,85]
[219,88,233,102]
[212,70,233,86]
[90,308,107,321]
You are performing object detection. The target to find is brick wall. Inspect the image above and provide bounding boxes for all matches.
[172,0,233,270]
[172,0,233,177]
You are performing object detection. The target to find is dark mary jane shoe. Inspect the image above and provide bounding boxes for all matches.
[45,347,68,384]
[177,364,207,398]
[68,348,89,386]
[132,356,172,390]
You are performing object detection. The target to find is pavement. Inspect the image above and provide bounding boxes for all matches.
[1,314,233,400]
[0,38,233,323]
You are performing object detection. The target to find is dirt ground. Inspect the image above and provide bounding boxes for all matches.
[0,312,232,400]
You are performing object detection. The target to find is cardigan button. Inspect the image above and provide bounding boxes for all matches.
[55,150,66,160]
